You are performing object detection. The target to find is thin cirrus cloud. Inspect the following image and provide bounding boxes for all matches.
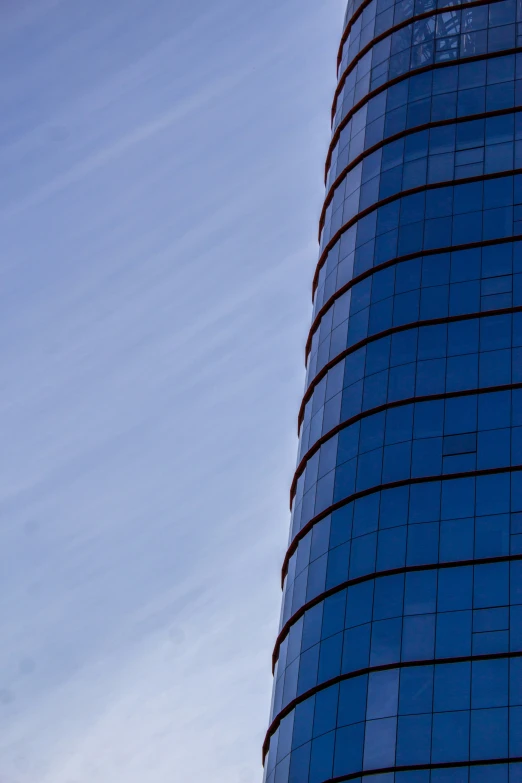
[0,0,344,781]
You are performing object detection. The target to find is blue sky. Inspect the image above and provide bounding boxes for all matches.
[0,1,345,780]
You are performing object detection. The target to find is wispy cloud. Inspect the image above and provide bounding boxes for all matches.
[0,1,345,780]
[0,66,254,220]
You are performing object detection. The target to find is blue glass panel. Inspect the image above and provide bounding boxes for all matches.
[309,731,334,783]
[292,698,315,750]
[431,711,470,762]
[434,662,471,711]
[333,722,364,777]
[338,675,368,727]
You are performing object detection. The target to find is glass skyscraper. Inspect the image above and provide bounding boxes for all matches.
[263,1,522,782]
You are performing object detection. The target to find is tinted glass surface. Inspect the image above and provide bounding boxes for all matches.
[263,1,522,781]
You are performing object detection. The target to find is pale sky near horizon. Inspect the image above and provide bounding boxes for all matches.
[0,2,345,780]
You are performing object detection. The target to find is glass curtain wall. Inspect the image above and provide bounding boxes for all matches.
[263,0,522,781]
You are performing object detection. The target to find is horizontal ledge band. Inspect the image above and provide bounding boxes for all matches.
[263,648,522,762]
[333,0,507,71]
[281,462,522,594]
[320,105,522,242]
[331,0,497,124]
[298,304,522,433]
[337,0,380,70]
[324,46,522,198]
[306,233,522,365]
[274,549,522,672]
[323,757,522,783]
[314,163,522,299]
[289,381,522,521]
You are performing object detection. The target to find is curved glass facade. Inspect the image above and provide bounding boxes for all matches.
[263,1,522,781]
